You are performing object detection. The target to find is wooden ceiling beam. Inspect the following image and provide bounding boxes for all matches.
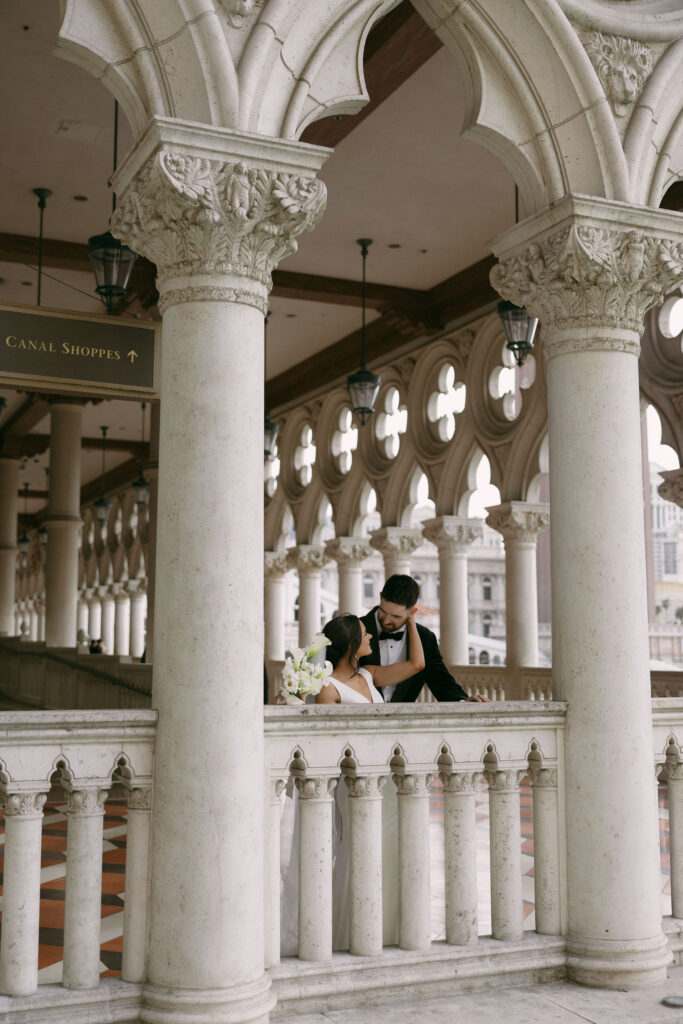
[0,394,51,440]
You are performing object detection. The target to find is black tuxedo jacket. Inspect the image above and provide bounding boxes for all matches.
[359,608,468,703]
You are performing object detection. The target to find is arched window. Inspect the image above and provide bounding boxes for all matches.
[483,576,492,601]
[493,655,501,665]
[482,614,492,638]
[363,573,374,601]
[479,650,490,665]
[468,647,476,665]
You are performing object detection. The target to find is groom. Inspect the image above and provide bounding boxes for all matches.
[360,574,489,703]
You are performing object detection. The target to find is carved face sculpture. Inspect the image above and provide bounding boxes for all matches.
[606,61,640,115]
[223,0,259,28]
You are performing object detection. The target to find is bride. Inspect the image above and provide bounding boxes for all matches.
[281,610,425,955]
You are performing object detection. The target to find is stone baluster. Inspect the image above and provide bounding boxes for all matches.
[36,597,46,641]
[28,599,39,641]
[0,790,47,995]
[122,786,152,983]
[422,517,483,665]
[76,590,89,637]
[264,777,286,968]
[483,761,524,941]
[44,400,83,647]
[665,741,683,920]
[128,580,147,657]
[287,545,328,647]
[438,753,479,945]
[114,585,131,656]
[0,457,19,635]
[100,586,115,652]
[143,401,159,663]
[63,785,108,989]
[491,196,683,985]
[392,768,433,951]
[295,773,337,961]
[264,552,288,664]
[486,502,549,670]
[343,769,386,956]
[528,759,562,935]
[86,588,102,643]
[369,526,422,578]
[325,538,372,616]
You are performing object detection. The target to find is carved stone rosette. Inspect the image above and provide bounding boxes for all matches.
[422,516,483,554]
[490,199,683,353]
[264,551,289,578]
[486,502,550,549]
[324,537,372,569]
[112,137,327,315]
[286,544,329,574]
[4,791,47,818]
[369,527,423,559]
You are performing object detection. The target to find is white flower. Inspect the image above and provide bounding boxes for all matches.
[278,633,333,704]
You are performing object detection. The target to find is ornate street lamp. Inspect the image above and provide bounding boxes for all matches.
[347,238,380,425]
[17,482,31,556]
[131,402,150,509]
[496,186,538,368]
[93,426,111,526]
[88,101,137,315]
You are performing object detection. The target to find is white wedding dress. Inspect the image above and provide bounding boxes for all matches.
[280,669,399,955]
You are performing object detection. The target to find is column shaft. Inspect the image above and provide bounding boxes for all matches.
[485,769,523,942]
[346,775,384,956]
[115,591,131,656]
[296,776,335,961]
[0,458,19,636]
[394,773,432,951]
[63,788,106,989]
[506,541,539,668]
[264,553,287,664]
[101,590,115,652]
[87,592,102,642]
[45,402,83,647]
[122,788,152,983]
[0,793,46,995]
[298,571,321,647]
[265,780,285,968]
[130,590,146,657]
[530,768,561,936]
[441,772,478,945]
[143,402,160,662]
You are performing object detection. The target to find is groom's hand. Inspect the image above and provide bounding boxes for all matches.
[466,694,491,702]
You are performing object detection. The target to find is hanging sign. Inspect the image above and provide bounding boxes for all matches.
[0,303,159,399]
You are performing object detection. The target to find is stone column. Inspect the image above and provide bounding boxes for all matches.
[63,786,107,989]
[486,502,549,670]
[287,545,328,646]
[128,581,147,658]
[122,786,152,983]
[343,772,385,956]
[665,741,683,921]
[28,599,39,641]
[264,552,288,663]
[0,458,19,635]
[393,770,433,951]
[44,400,83,647]
[264,778,286,968]
[36,598,45,642]
[491,195,683,986]
[0,791,47,995]
[422,517,482,665]
[528,761,561,936]
[114,586,131,656]
[112,120,327,1022]
[325,537,372,616]
[369,526,422,578]
[100,586,116,652]
[143,402,160,663]
[86,588,101,642]
[483,763,524,942]
[294,774,337,961]
[438,763,479,946]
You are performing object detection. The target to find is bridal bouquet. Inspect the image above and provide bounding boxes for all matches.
[279,634,333,704]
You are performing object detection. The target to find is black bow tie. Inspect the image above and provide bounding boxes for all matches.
[379,630,405,642]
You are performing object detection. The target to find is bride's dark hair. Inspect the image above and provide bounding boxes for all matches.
[322,614,362,672]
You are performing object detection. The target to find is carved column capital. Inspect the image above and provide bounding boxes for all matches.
[486,502,550,549]
[324,537,372,569]
[264,551,289,579]
[438,770,479,794]
[490,196,683,352]
[369,526,423,559]
[483,767,526,793]
[392,772,433,796]
[64,787,108,817]
[658,468,683,510]
[294,775,338,800]
[127,787,152,811]
[422,516,483,554]
[344,774,386,799]
[3,791,47,818]
[286,544,328,575]
[112,122,327,315]
[528,765,558,790]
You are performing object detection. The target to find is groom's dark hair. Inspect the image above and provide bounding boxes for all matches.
[381,574,419,609]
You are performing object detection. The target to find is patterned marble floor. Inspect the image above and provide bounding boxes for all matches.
[0,783,673,982]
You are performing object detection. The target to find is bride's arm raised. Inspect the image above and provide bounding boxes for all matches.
[365,609,425,688]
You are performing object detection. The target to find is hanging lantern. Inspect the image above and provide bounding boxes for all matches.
[497,300,538,368]
[17,533,31,556]
[132,470,150,509]
[347,238,380,425]
[38,525,48,548]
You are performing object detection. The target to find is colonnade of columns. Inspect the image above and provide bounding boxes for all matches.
[77,582,147,656]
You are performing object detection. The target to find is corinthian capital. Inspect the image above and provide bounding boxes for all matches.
[324,537,372,569]
[490,196,683,347]
[486,502,549,547]
[264,551,289,578]
[658,469,683,510]
[369,527,423,558]
[4,791,47,818]
[422,516,483,554]
[111,119,328,314]
[286,544,329,574]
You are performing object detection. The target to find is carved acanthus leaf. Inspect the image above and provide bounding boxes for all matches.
[439,771,479,794]
[491,224,683,335]
[580,31,653,120]
[658,468,683,510]
[392,772,433,796]
[65,788,108,817]
[487,503,550,545]
[324,537,372,568]
[369,527,423,557]
[4,791,47,817]
[287,545,329,573]
[264,551,289,577]
[422,518,483,553]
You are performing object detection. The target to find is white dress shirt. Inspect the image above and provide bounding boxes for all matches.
[375,611,407,703]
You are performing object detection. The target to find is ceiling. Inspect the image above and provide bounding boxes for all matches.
[0,0,517,519]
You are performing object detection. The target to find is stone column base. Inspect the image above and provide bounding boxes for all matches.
[566,931,671,989]
[141,975,275,1024]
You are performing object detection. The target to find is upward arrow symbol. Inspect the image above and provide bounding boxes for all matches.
[127,350,138,364]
